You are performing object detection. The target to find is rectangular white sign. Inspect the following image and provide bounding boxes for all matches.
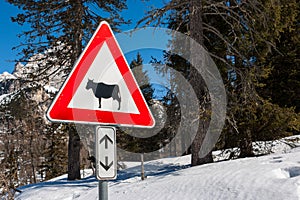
[96,126,117,180]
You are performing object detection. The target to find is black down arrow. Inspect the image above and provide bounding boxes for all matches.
[100,156,113,171]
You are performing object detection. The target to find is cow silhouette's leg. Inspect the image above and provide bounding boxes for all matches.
[112,97,121,110]
[115,94,121,110]
[112,86,121,110]
[117,99,121,110]
[98,98,101,108]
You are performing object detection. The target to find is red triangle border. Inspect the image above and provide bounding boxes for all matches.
[47,21,155,128]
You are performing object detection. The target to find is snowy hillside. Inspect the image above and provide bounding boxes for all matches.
[15,140,300,200]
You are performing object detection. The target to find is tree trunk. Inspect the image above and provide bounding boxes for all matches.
[189,0,213,166]
[239,129,254,158]
[191,119,213,166]
[67,125,81,180]
[67,1,83,181]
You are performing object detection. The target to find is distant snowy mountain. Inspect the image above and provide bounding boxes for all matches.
[0,71,17,82]
[0,53,66,105]
[0,71,17,95]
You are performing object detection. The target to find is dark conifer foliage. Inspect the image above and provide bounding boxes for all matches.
[7,0,128,180]
[0,83,68,196]
[8,0,128,79]
[138,0,300,163]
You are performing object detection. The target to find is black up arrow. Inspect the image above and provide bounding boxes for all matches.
[100,156,113,171]
[100,135,113,149]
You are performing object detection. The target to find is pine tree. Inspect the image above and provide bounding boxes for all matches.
[117,53,156,154]
[137,0,284,163]
[8,0,128,180]
[0,84,63,191]
[257,0,300,113]
[130,53,154,102]
[117,53,181,163]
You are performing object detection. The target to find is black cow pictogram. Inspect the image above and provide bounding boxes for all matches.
[86,79,121,110]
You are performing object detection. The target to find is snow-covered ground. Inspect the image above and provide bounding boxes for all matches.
[15,138,300,200]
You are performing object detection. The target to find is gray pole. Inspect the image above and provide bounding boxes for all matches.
[141,153,145,180]
[99,180,108,200]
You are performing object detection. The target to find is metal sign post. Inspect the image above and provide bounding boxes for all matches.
[99,180,108,200]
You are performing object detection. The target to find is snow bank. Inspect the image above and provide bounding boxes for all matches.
[15,146,300,200]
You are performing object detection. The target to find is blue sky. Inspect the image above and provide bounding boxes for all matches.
[0,1,25,73]
[0,1,165,74]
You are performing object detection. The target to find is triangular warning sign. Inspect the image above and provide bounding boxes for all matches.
[47,21,155,127]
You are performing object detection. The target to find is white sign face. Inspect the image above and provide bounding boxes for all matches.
[68,42,139,114]
[96,126,117,180]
